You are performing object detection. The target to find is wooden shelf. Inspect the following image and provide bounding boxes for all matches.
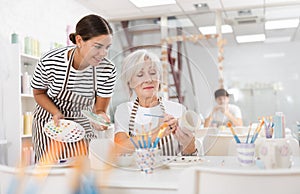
[21,93,34,98]
[20,53,39,64]
[21,134,32,138]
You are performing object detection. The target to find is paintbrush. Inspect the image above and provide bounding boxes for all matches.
[153,123,169,148]
[144,113,164,118]
[245,123,252,143]
[250,119,265,143]
[227,122,241,143]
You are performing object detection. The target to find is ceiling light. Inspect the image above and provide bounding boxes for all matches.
[198,25,233,35]
[129,0,176,8]
[265,18,299,30]
[236,34,265,43]
[238,9,252,16]
[194,3,208,9]
[157,18,194,28]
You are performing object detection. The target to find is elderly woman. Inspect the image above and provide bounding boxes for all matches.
[114,50,197,156]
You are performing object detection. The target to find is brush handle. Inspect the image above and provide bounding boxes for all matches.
[138,140,143,148]
[250,133,259,144]
[142,136,147,148]
[144,114,164,118]
[245,134,250,143]
[234,135,241,143]
[130,138,139,149]
[153,137,160,148]
[147,136,151,148]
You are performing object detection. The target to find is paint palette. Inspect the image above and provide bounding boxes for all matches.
[81,110,111,127]
[162,156,204,167]
[43,119,85,143]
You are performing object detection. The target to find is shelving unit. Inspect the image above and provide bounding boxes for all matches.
[4,44,38,166]
[21,51,38,166]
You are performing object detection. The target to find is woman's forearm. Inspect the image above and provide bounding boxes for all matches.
[225,112,243,126]
[33,89,60,115]
[204,114,213,127]
[93,96,111,114]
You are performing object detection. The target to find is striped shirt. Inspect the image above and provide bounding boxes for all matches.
[31,46,116,99]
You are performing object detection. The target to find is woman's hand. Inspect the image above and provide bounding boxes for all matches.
[163,114,178,132]
[173,127,195,152]
[91,111,110,131]
[53,111,64,126]
[149,115,176,139]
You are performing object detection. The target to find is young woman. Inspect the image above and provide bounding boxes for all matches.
[31,14,116,163]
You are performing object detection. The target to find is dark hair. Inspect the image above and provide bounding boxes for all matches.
[214,88,229,99]
[69,14,113,44]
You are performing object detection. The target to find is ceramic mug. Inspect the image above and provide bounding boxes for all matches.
[179,110,202,132]
[259,138,292,169]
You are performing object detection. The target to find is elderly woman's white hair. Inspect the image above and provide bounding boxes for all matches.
[121,49,163,98]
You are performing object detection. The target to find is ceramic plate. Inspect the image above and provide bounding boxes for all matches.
[43,119,85,143]
[81,110,111,127]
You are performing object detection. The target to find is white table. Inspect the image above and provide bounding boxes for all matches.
[95,166,181,194]
[180,156,300,194]
[2,156,299,194]
[94,156,300,194]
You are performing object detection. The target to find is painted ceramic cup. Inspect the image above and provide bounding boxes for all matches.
[135,148,161,174]
[236,143,256,167]
[259,138,292,169]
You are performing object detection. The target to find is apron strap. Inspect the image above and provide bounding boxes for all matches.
[128,97,165,136]
[93,67,97,99]
[63,48,97,98]
[128,97,177,155]
[62,48,76,91]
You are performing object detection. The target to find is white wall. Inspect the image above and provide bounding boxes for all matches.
[223,42,300,128]
[0,0,94,52]
[111,24,300,129]
[177,39,300,128]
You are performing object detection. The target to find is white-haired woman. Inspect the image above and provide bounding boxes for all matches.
[114,50,197,156]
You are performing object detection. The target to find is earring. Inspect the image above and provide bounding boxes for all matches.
[77,45,81,49]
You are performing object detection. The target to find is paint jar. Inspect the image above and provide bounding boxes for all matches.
[11,33,19,44]
[23,112,33,135]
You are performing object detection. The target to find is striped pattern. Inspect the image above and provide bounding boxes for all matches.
[236,143,255,166]
[32,48,98,163]
[31,46,116,99]
[129,98,179,156]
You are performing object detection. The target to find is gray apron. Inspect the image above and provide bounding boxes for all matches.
[32,48,96,163]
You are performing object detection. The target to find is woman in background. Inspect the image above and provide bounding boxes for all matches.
[31,14,116,163]
[114,50,197,156]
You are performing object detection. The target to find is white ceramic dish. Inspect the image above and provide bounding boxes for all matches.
[43,119,85,143]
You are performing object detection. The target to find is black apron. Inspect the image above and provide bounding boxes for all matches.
[32,48,97,163]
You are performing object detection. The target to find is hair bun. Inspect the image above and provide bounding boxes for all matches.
[69,33,76,44]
